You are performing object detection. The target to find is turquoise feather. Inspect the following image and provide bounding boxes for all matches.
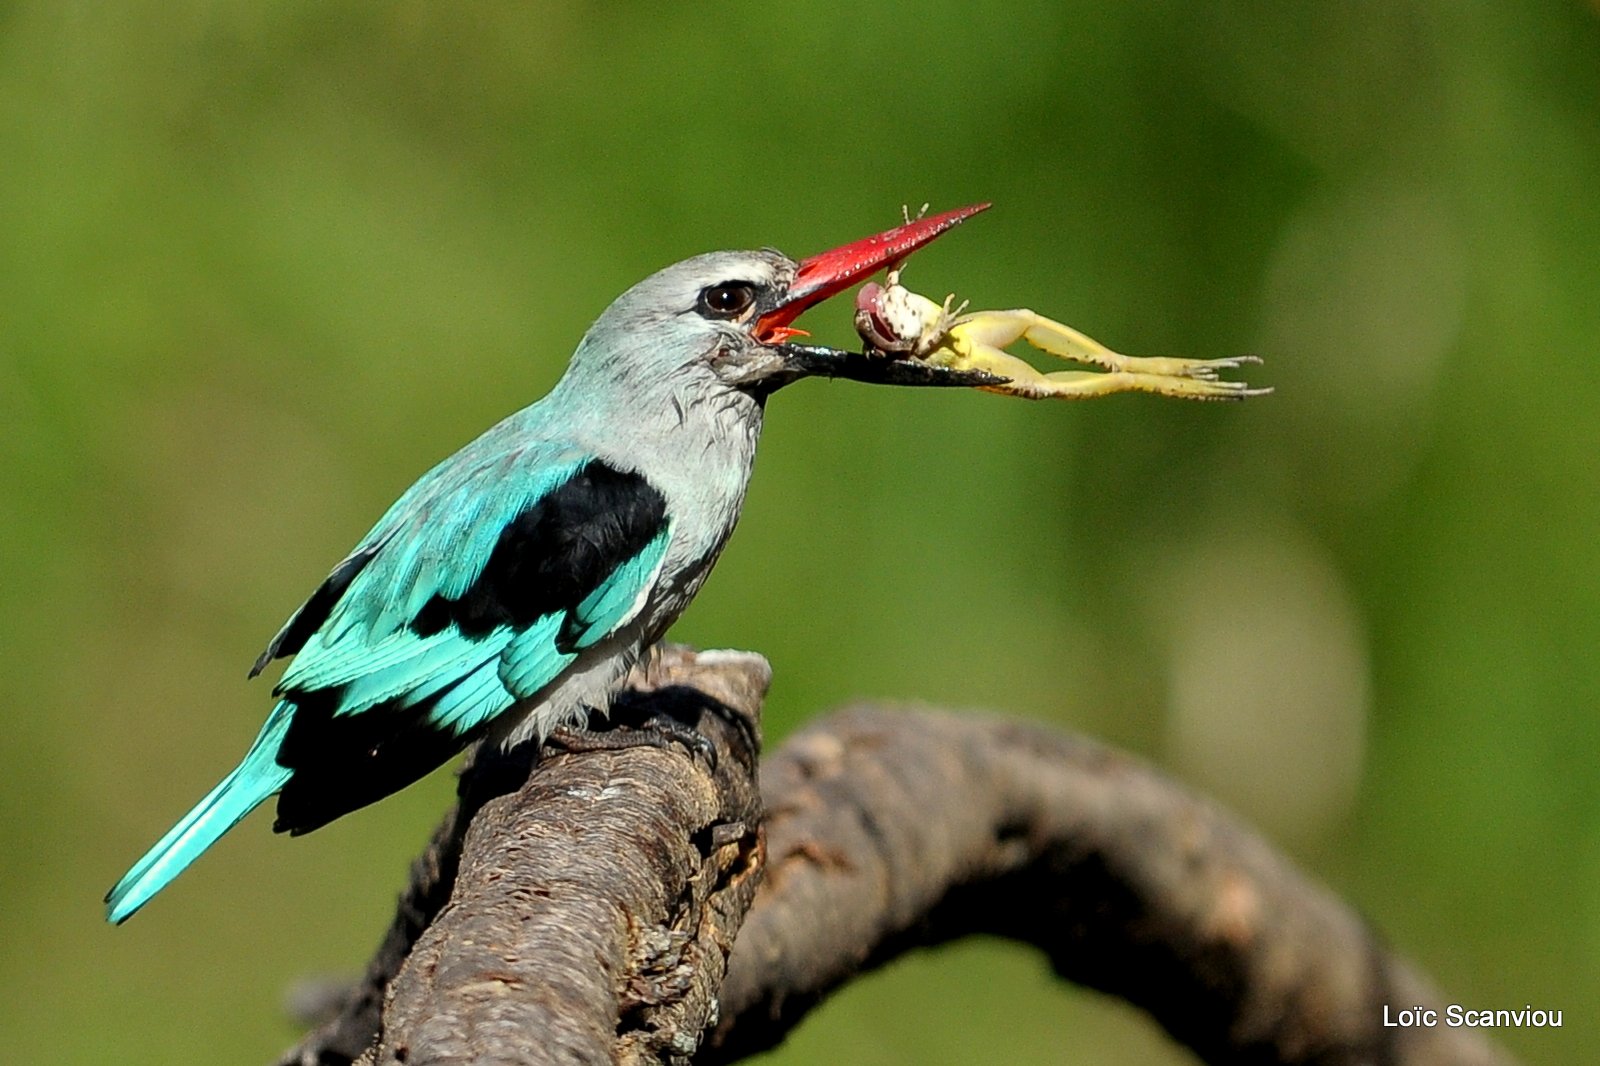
[567,529,671,650]
[104,446,607,921]
[331,630,514,718]
[430,656,520,736]
[106,471,669,920]
[105,702,295,924]
[496,615,577,696]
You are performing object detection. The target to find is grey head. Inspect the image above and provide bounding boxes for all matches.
[560,248,810,407]
[547,204,998,425]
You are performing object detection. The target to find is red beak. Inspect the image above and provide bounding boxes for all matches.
[755,202,991,344]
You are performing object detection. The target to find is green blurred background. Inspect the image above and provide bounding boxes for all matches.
[3,2,1596,1063]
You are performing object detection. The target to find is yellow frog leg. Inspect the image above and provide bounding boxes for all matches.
[938,309,1268,401]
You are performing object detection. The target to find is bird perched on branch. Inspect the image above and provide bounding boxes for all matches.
[105,204,993,923]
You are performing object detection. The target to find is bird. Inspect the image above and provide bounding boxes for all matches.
[105,203,991,924]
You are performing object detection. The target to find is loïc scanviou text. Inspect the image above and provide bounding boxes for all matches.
[1383,1004,1561,1028]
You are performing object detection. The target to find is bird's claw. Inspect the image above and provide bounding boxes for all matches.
[546,716,717,768]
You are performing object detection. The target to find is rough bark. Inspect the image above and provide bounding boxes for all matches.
[280,650,1514,1066]
[703,707,1511,1066]
[280,645,768,1066]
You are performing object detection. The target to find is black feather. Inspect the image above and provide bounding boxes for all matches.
[269,459,668,834]
[272,684,467,835]
[410,460,667,642]
[250,542,383,678]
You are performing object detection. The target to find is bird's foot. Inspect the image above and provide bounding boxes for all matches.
[546,716,717,768]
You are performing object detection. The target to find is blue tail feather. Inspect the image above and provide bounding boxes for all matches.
[105,703,295,924]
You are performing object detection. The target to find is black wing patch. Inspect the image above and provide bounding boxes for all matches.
[410,460,668,640]
[268,459,668,835]
[250,542,384,679]
[272,685,463,835]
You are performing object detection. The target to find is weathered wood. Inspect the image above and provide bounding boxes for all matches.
[280,646,767,1066]
[704,707,1511,1066]
[279,651,1515,1066]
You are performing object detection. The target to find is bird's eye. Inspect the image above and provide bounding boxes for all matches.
[697,283,756,319]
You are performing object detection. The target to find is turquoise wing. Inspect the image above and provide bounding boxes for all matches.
[257,444,672,833]
[107,429,676,922]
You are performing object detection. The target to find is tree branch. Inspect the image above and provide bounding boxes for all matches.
[704,707,1512,1066]
[279,645,768,1066]
[279,651,1514,1066]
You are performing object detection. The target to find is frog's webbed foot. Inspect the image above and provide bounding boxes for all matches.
[943,309,1269,402]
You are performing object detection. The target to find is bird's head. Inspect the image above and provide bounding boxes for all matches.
[566,204,991,403]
